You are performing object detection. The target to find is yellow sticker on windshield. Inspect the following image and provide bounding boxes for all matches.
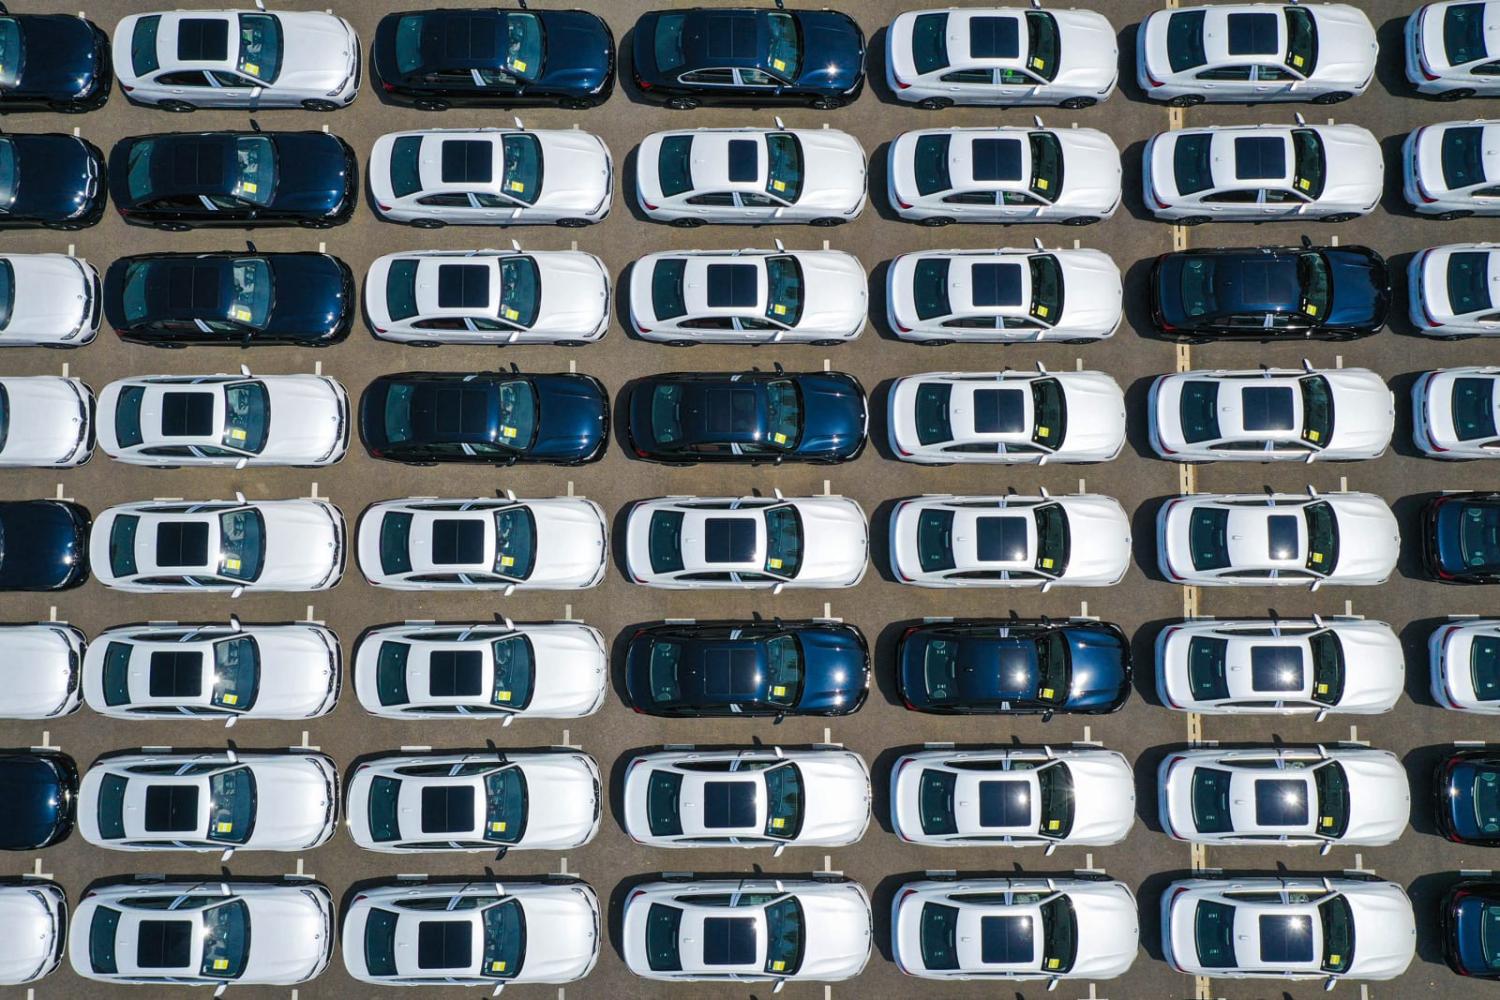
[1307,429,1321,442]
[501,425,517,438]
[492,960,507,972]
[244,63,259,76]
[1329,954,1340,964]
[769,557,783,569]
[502,307,520,320]
[1041,557,1055,569]
[1321,815,1334,827]
[492,821,506,832]
[501,555,515,567]
[497,690,512,702]
[1041,687,1055,699]
[1311,552,1324,564]
[216,821,233,833]
[231,306,253,322]
[1299,178,1311,190]
[225,557,241,571]
[1305,303,1319,316]
[772,179,787,192]
[773,303,787,315]
[214,958,230,970]
[1316,683,1329,695]
[1031,58,1046,70]
[508,180,526,192]
[1036,177,1050,190]
[1292,54,1305,68]
[772,685,787,696]
[230,428,247,441]
[771,817,786,828]
[223,693,238,705]
[1036,304,1049,317]
[772,59,786,72]
[1046,957,1061,969]
[1047,819,1061,831]
[1037,426,1050,438]
[773,432,788,444]
[771,959,787,971]
[513,60,527,73]
[241,181,258,194]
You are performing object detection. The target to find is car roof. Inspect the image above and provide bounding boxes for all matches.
[152,12,240,73]
[413,256,504,318]
[1194,6,1291,70]
[676,254,770,318]
[674,131,768,194]
[948,132,1031,192]
[938,504,1037,570]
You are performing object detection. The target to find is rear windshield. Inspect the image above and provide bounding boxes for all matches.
[1453,377,1498,442]
[914,383,952,445]
[0,257,12,329]
[918,768,958,835]
[89,907,122,975]
[912,258,951,320]
[654,13,687,72]
[393,15,424,74]
[501,135,543,205]
[1188,508,1231,571]
[645,904,683,971]
[132,16,162,76]
[375,641,410,706]
[1442,127,1487,190]
[657,136,694,198]
[1190,768,1233,833]
[1166,10,1207,73]
[648,510,685,573]
[1187,636,1230,700]
[913,135,952,196]
[1445,3,1489,65]
[367,775,401,842]
[1194,900,1237,968]
[1173,134,1214,195]
[911,12,950,75]
[1448,251,1494,315]
[0,19,20,89]
[651,259,687,320]
[384,259,420,321]
[920,903,960,970]
[389,136,425,198]
[1179,381,1220,444]
[917,509,955,572]
[363,909,399,977]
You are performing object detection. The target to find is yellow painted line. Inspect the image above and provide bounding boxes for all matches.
[1187,711,1202,744]
[1195,975,1213,999]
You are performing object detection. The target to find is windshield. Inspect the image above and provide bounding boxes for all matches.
[1028,132,1063,201]
[236,13,283,83]
[917,509,955,573]
[1461,504,1500,573]
[1174,134,1214,195]
[501,135,542,206]
[504,11,543,79]
[109,514,139,577]
[764,635,802,708]
[1308,631,1344,706]
[651,259,687,319]
[228,258,272,329]
[763,380,802,451]
[211,637,259,712]
[765,133,803,203]
[378,511,412,575]
[914,383,952,446]
[1034,632,1070,705]
[921,636,958,703]
[648,384,683,447]
[1037,761,1074,837]
[495,380,538,450]
[648,511,684,573]
[1194,901,1237,969]
[763,763,803,839]
[1030,378,1066,450]
[763,897,804,976]
[208,767,256,845]
[763,505,802,577]
[1039,896,1077,971]
[1319,895,1354,974]
[1313,760,1350,838]
[1299,375,1333,448]
[1291,130,1326,199]
[493,506,537,579]
[647,770,683,835]
[498,257,540,329]
[491,635,533,709]
[233,136,276,207]
[1025,11,1060,81]
[393,14,424,73]
[218,510,265,582]
[0,137,16,209]
[0,258,12,330]
[1033,503,1069,576]
[0,19,20,89]
[484,767,526,843]
[1298,252,1331,322]
[1304,501,1339,575]
[1284,7,1318,77]
[199,900,250,980]
[1028,255,1063,325]
[1473,635,1500,702]
[914,135,952,196]
[764,255,804,326]
[766,12,801,79]
[1191,768,1233,833]
[1445,3,1489,64]
[384,259,419,321]
[1167,9,1207,72]
[222,381,269,453]
[478,898,525,980]
[1189,507,1231,571]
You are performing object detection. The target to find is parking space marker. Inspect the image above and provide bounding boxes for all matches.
[823,855,831,871]
[558,857,571,876]
[1075,356,1082,371]
[566,480,574,497]
[1344,599,1354,616]
[66,244,75,257]
[823,357,831,372]
[36,731,57,752]
[568,358,576,373]
[1079,600,1088,617]
[1331,234,1340,247]
[564,603,573,619]
[399,745,431,753]
[60,362,68,378]
[308,482,320,499]
[1077,478,1085,495]
[314,360,322,376]
[1073,238,1080,250]
[561,729,580,750]
[1187,712,1202,744]
[54,484,70,502]
[1360,986,1370,1000]
[32,858,51,880]
[72,126,79,137]
[823,602,831,618]
[1194,977,1212,999]
[1339,475,1348,492]
[1349,725,1368,747]
[823,479,831,496]
[1191,843,1207,870]
[292,857,312,880]
[1076,983,1106,1000]
[48,606,57,622]
[570,241,577,252]
[317,242,325,253]
[823,727,832,744]
[1335,354,1343,369]
[300,732,319,752]
[824,986,831,1000]
[821,239,829,250]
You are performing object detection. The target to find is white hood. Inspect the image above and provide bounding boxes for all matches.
[274,12,356,93]
[534,131,611,214]
[0,378,87,464]
[3,256,89,338]
[515,756,598,849]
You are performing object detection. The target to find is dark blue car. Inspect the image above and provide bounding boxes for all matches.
[898,618,1130,716]
[0,9,111,112]
[0,132,105,229]
[1422,491,1500,583]
[1435,749,1500,845]
[0,500,88,591]
[625,619,869,718]
[0,751,76,850]
[1443,878,1500,978]
[361,370,608,466]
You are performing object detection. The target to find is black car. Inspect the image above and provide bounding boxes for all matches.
[1150,243,1389,341]
[0,132,105,229]
[0,8,111,112]
[626,369,866,464]
[1435,749,1500,844]
[1442,878,1500,977]
[632,6,865,109]
[375,7,614,110]
[0,751,76,850]
[361,370,608,465]
[897,618,1130,716]
[1422,491,1500,583]
[0,500,88,591]
[624,619,869,718]
[104,251,354,347]
[109,129,357,230]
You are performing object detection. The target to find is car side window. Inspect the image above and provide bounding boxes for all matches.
[680,68,735,85]
[686,192,735,206]
[418,193,471,207]
[1475,186,1500,197]
[738,317,778,330]
[681,317,735,330]
[156,70,212,87]
[210,71,254,88]
[678,572,735,581]
[473,193,514,208]
[414,318,467,330]
[739,192,777,207]
[950,570,1008,579]
[944,442,1000,453]
[737,69,777,86]
[1196,65,1253,81]
[408,573,465,583]
[941,69,992,84]
[1256,65,1297,81]
[1001,191,1040,206]
[1263,188,1307,203]
[997,68,1038,85]
[1203,190,1258,203]
[945,191,996,205]
[1475,61,1500,76]
[943,316,1000,329]
[140,446,194,457]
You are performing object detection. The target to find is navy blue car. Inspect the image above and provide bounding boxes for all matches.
[0,500,88,591]
[1443,878,1500,978]
[1422,491,1500,583]
[0,8,111,112]
[375,7,614,109]
[0,751,76,850]
[0,132,105,229]
[632,6,865,109]
[361,370,608,466]
[624,619,869,718]
[897,618,1130,716]
[1435,749,1500,844]
[109,129,357,230]
[626,369,865,464]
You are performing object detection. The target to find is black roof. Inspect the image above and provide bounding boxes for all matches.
[429,388,494,438]
[973,389,1024,435]
[168,264,224,314]
[971,263,1023,307]
[143,785,200,832]
[1258,914,1315,964]
[978,779,1031,827]
[972,139,1022,182]
[976,516,1028,562]
[176,18,229,62]
[166,139,228,190]
[1240,386,1294,431]
[970,16,1021,59]
[1253,778,1308,826]
[431,519,484,566]
[703,647,761,697]
[1226,12,1279,56]
[161,392,215,438]
[702,916,756,966]
[1249,645,1303,692]
[155,522,209,568]
[429,650,484,697]
[703,12,759,60]
[440,13,500,62]
[981,914,1034,965]
[437,264,491,309]
[417,920,472,970]
[420,785,475,834]
[705,518,756,563]
[702,389,758,435]
[727,139,758,182]
[149,650,204,698]
[706,264,757,307]
[1233,136,1287,180]
[703,781,756,829]
[1266,515,1298,561]
[441,140,493,184]
[137,920,193,969]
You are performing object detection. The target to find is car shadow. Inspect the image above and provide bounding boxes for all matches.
[1134,742,1177,835]
[1122,255,1164,341]
[1400,616,1443,708]
[1409,870,1462,967]
[871,619,911,712]
[867,140,904,223]
[1393,490,1437,582]
[1403,743,1448,838]
[1123,375,1161,460]
[608,499,639,585]
[1131,618,1179,708]
[1386,368,1424,458]
[1137,868,1194,962]
[1115,23,1145,103]
[1375,17,1415,99]
[1377,130,1418,218]
[619,144,654,223]
[1131,496,1174,583]
[864,26,903,106]
[868,496,906,584]
[615,26,657,107]
[866,378,897,462]
[1383,250,1425,339]
[1119,138,1156,222]
[866,256,902,342]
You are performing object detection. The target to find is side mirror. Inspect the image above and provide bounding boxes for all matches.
[773,843,786,858]
[224,715,237,729]
[504,584,516,597]
[1309,580,1322,592]
[1315,709,1328,723]
[1044,842,1057,856]
[772,583,785,595]
[229,614,241,632]
[773,980,786,994]
[234,458,249,470]
[1041,580,1054,593]
[230,586,245,599]
[1320,841,1333,856]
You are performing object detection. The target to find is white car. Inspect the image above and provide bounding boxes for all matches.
[78,750,337,854]
[70,880,334,987]
[1137,3,1378,106]
[888,126,1120,225]
[624,495,867,590]
[0,623,83,719]
[1157,491,1399,588]
[629,248,866,345]
[353,620,606,721]
[1143,123,1382,224]
[114,8,358,111]
[1403,120,1500,218]
[0,254,99,347]
[342,879,599,987]
[345,750,600,853]
[1413,366,1500,456]
[621,877,871,984]
[97,373,347,468]
[885,6,1117,109]
[889,493,1131,589]
[370,128,612,227]
[1408,243,1500,336]
[635,126,867,226]
[1149,366,1394,462]
[0,377,92,467]
[891,876,1138,982]
[1430,617,1500,712]
[1159,746,1409,850]
[90,497,345,594]
[889,369,1125,465]
[1406,1,1500,99]
[890,746,1135,850]
[81,619,339,723]
[1156,616,1404,716]
[886,247,1121,344]
[365,248,609,345]
[357,495,606,592]
[622,747,870,852]
[1161,876,1415,983]
[0,882,65,985]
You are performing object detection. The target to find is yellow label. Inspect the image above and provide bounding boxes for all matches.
[502,425,517,438]
[1047,819,1060,830]
[492,820,506,832]
[501,555,515,567]
[1032,58,1046,70]
[771,817,785,829]
[216,821,232,833]
[214,958,229,970]
[773,432,787,444]
[1298,178,1311,190]
[772,59,786,72]
[230,428,247,441]
[244,63,259,76]
[1321,815,1334,827]
[1305,303,1319,316]
[769,557,783,569]
[508,180,525,192]
[1329,954,1340,964]
[492,960,506,972]
[772,179,787,192]
[225,557,241,571]
[513,60,527,73]
[1291,54,1305,68]
[223,693,238,705]
[772,303,787,316]
[241,181,258,194]
[1041,687,1055,699]
[1307,429,1321,442]
[1036,304,1049,317]
[1036,177,1050,190]
[1316,682,1329,694]
[1311,552,1324,564]
[771,959,786,971]
[231,306,252,322]
[771,684,787,696]
[1037,426,1051,438]
[497,690,512,702]
[1041,557,1055,569]
[1046,957,1060,969]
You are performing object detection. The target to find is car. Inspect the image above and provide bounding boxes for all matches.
[888,126,1121,226]
[370,127,612,228]
[346,750,601,853]
[104,251,354,348]
[1410,243,1500,338]
[1149,365,1394,462]
[109,130,357,230]
[98,373,347,468]
[0,622,84,719]
[1158,490,1399,588]
[0,500,89,591]
[623,619,870,718]
[1422,491,1500,582]
[1435,748,1500,843]
[70,879,334,987]
[365,248,609,345]
[0,254,101,347]
[342,878,600,986]
[81,619,339,723]
[636,126,867,226]
[1150,244,1390,341]
[113,8,358,111]
[890,746,1135,849]
[0,9,110,112]
[886,247,1121,344]
[1137,3,1377,106]
[888,368,1125,465]
[889,493,1131,589]
[621,877,871,984]
[1143,123,1382,224]
[0,881,65,985]
[629,248,867,345]
[352,619,606,720]
[1413,367,1500,456]
[626,370,867,464]
[886,5,1117,109]
[0,377,93,466]
[624,494,868,590]
[1403,120,1500,218]
[374,6,614,110]
[1431,617,1500,712]
[357,495,607,592]
[78,750,337,855]
[1441,878,1500,977]
[890,876,1138,982]
[632,6,864,109]
[1161,876,1415,982]
[0,751,77,850]
[1407,1,1500,100]
[360,371,607,466]
[0,132,105,229]
[1157,616,1403,716]
[90,497,344,594]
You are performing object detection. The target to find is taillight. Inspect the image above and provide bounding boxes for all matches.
[637,78,652,91]
[377,203,392,212]
[895,79,910,90]
[382,81,395,92]
[1146,73,1163,88]
[120,83,133,92]
[897,199,912,209]
[643,201,658,211]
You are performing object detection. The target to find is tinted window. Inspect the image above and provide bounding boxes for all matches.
[913,135,952,196]
[648,511,684,573]
[1191,768,1233,833]
[1189,508,1230,571]
[493,506,536,578]
[500,135,542,205]
[656,136,694,198]
[0,258,12,330]
[644,904,683,971]
[1178,381,1220,444]
[375,641,410,706]
[1188,636,1230,700]
[1304,501,1338,574]
[919,903,959,970]
[363,908,399,977]
[389,136,425,198]
[218,509,265,582]
[1442,127,1487,190]
[110,514,140,577]
[200,900,250,979]
[1039,895,1077,971]
[763,897,804,975]
[1028,132,1062,201]
[211,637,258,711]
[1291,129,1325,200]
[132,16,162,76]
[654,14,687,72]
[763,763,803,839]
[1319,894,1354,973]
[1194,900,1236,968]
[1472,635,1500,701]
[1166,10,1207,72]
[208,768,256,844]
[918,769,957,835]
[89,907,122,975]
[1025,11,1059,82]
[764,133,802,202]
[1173,134,1214,195]
[384,259,420,322]
[763,505,802,577]
[379,512,413,575]
[914,383,952,445]
[484,768,526,843]
[1300,375,1333,448]
[1033,503,1068,575]
[367,775,401,841]
[911,258,951,321]
[95,773,128,839]
[1449,252,1495,316]
[1028,254,1063,324]
[764,256,803,326]
[647,770,683,836]
[910,13,950,74]
[917,509,955,573]
[1284,7,1317,76]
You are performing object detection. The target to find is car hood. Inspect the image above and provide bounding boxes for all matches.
[797,252,867,334]
[1344,887,1416,978]
[1324,370,1394,454]
[275,12,355,92]
[1066,757,1136,842]
[15,15,103,97]
[1320,127,1384,205]
[1056,130,1122,210]
[0,502,86,589]
[794,889,871,979]
[1069,885,1139,977]
[1325,249,1388,328]
[0,889,56,982]
[266,133,353,215]
[797,627,868,713]
[791,12,864,91]
[1329,496,1400,582]
[795,374,866,457]
[793,499,868,584]
[259,503,341,587]
[0,758,68,849]
[531,375,608,461]
[1309,6,1379,85]
[797,130,867,211]
[264,377,344,459]
[1052,9,1119,91]
[0,378,86,458]
[4,256,88,336]
[10,134,97,218]
[250,760,334,847]
[516,757,596,848]
[797,755,870,840]
[536,11,612,93]
[534,131,611,211]
[1058,497,1131,583]
[528,501,606,586]
[534,253,609,336]
[1340,757,1411,843]
[1063,626,1130,710]
[527,628,606,716]
[1329,624,1404,710]
[242,891,330,982]
[1056,249,1122,334]
[267,254,350,338]
[1,627,75,714]
[252,630,337,715]
[1060,373,1126,457]
[515,889,598,980]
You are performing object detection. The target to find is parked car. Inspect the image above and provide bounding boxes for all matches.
[1421,491,1500,582]
[1441,877,1500,978]
[1408,243,1500,337]
[1406,1,1500,100]
[0,882,66,985]
[1413,367,1500,456]
[1403,120,1500,219]
[1435,748,1500,843]
[0,499,89,591]
[0,255,100,347]
[0,622,85,718]
[0,132,106,229]
[1431,617,1500,712]
[0,9,110,112]
[0,751,77,850]
[0,377,93,465]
